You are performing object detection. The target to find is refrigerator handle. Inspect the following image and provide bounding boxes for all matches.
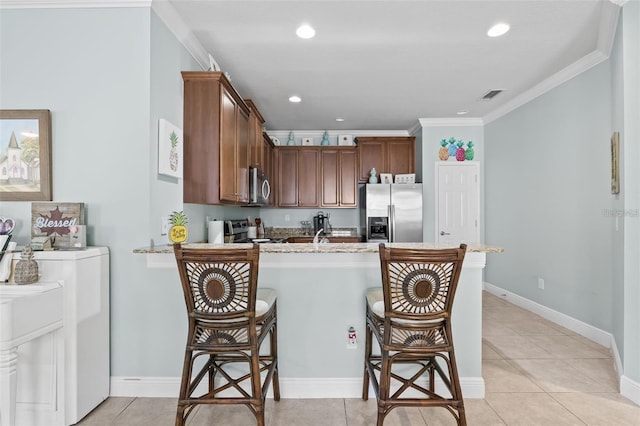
[389,205,396,243]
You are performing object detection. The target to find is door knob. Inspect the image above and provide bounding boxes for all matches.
[440,231,450,236]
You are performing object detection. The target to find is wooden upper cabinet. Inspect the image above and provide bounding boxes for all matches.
[182,71,250,204]
[321,148,357,208]
[297,148,320,207]
[356,136,415,183]
[275,147,319,207]
[245,99,265,169]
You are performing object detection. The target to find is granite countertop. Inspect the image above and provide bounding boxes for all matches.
[134,242,503,254]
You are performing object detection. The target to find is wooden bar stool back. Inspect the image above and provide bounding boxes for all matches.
[363,243,467,426]
[173,243,279,426]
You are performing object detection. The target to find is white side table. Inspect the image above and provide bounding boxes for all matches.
[0,282,63,426]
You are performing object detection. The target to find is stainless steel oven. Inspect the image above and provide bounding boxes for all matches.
[248,167,271,206]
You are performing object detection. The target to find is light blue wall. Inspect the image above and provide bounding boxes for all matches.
[485,62,613,330]
[610,3,626,367]
[620,0,640,384]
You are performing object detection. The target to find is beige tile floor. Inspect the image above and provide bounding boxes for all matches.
[78,292,640,425]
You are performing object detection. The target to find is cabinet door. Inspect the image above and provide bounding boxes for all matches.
[262,135,274,205]
[219,88,237,202]
[321,150,339,207]
[298,149,320,207]
[339,149,358,207]
[277,149,298,207]
[321,148,357,208]
[236,106,249,203]
[358,139,387,182]
[387,139,415,177]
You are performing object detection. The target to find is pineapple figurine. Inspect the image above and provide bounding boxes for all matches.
[465,141,475,160]
[447,137,457,157]
[169,211,188,243]
[14,245,39,284]
[438,139,449,160]
[169,131,179,172]
[455,140,466,161]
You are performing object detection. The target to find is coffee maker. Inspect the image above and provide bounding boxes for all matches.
[313,211,331,235]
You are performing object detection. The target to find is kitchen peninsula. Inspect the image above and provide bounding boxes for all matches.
[134,242,502,398]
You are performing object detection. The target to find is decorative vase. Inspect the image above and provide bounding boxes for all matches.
[368,168,378,184]
[455,140,466,161]
[465,141,475,160]
[438,139,449,160]
[287,132,295,146]
[320,131,330,146]
[14,245,39,284]
[447,137,457,157]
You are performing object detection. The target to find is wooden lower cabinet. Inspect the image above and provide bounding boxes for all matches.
[286,236,361,243]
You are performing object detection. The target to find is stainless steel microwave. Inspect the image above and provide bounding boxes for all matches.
[248,167,271,206]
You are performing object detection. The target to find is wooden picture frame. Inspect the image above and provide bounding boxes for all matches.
[0,110,52,201]
[611,131,620,195]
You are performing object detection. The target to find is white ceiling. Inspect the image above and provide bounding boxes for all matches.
[159,0,621,131]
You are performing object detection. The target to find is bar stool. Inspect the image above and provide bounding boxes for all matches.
[173,243,279,426]
[362,243,467,426]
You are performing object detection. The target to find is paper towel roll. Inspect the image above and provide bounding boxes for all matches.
[247,226,257,239]
[208,221,224,243]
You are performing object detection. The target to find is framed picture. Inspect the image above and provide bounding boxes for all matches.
[158,119,183,178]
[380,173,393,184]
[0,109,52,201]
[611,131,620,194]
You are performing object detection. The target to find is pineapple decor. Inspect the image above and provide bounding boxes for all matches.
[169,131,179,172]
[438,139,449,160]
[447,137,457,157]
[14,245,39,284]
[455,140,466,161]
[465,141,475,160]
[169,211,188,243]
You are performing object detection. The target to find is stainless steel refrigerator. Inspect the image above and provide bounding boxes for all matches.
[361,183,423,242]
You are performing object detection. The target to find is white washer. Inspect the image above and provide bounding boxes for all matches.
[11,247,109,425]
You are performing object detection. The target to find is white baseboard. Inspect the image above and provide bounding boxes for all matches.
[482,281,639,404]
[110,376,485,399]
[621,375,640,406]
[483,282,613,347]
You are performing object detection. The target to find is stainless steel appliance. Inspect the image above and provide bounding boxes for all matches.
[361,184,423,242]
[248,167,271,206]
[313,211,331,235]
[224,219,285,243]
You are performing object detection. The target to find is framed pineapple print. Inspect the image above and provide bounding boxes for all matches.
[158,119,183,179]
[0,109,52,201]
[611,131,619,194]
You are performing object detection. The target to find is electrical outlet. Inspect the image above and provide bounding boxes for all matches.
[285,214,291,222]
[538,277,545,290]
[161,217,170,236]
[346,326,357,349]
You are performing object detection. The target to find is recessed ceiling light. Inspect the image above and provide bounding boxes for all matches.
[336,118,345,122]
[456,110,469,115]
[487,22,510,37]
[296,24,315,39]
[289,95,302,103]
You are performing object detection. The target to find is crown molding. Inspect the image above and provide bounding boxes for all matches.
[483,0,622,124]
[151,1,209,70]
[0,0,150,8]
[417,118,484,128]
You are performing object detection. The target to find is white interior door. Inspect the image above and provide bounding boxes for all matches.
[435,162,480,245]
